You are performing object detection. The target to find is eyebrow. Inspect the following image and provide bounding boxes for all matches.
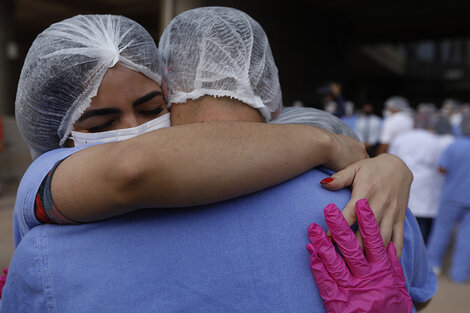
[78,108,121,122]
[77,90,163,122]
[133,90,162,108]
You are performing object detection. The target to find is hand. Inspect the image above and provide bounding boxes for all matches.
[306,199,412,313]
[324,134,369,172]
[320,153,412,258]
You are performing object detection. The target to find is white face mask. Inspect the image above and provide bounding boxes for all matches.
[70,113,171,147]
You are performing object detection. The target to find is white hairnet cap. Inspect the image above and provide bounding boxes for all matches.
[159,6,282,121]
[16,14,161,158]
[272,107,359,140]
[385,96,410,111]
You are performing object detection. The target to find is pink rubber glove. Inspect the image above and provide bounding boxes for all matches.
[0,267,8,299]
[306,199,412,313]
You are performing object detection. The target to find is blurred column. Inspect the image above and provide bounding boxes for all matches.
[159,0,208,36]
[159,0,175,36]
[0,0,15,115]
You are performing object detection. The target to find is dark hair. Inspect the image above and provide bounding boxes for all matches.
[434,117,453,135]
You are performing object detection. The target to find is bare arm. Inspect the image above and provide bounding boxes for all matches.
[52,121,367,222]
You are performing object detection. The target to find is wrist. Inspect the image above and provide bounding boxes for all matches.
[319,130,341,170]
[379,153,413,181]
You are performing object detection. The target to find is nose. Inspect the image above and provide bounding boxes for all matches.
[119,113,140,129]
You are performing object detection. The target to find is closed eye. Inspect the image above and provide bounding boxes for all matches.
[139,107,164,116]
[87,120,116,133]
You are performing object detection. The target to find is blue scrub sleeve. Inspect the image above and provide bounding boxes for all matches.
[13,145,92,246]
[438,143,453,169]
[401,209,438,305]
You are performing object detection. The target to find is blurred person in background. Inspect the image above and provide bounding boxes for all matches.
[413,103,437,129]
[388,105,454,243]
[354,102,382,157]
[453,103,470,137]
[434,116,457,148]
[317,81,345,118]
[426,114,470,283]
[439,98,461,136]
[291,100,305,107]
[377,96,414,155]
[340,100,358,131]
[459,103,470,116]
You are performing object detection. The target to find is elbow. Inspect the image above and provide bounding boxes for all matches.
[106,141,161,208]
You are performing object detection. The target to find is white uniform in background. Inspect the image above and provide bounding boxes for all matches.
[379,111,414,145]
[355,114,382,146]
[389,129,453,219]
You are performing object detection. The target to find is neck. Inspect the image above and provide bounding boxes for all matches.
[170,96,265,125]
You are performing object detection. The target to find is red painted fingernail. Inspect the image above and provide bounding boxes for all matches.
[320,177,334,184]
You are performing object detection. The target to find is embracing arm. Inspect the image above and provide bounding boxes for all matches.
[52,121,367,222]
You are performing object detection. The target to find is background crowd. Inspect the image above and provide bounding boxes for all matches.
[305,85,470,285]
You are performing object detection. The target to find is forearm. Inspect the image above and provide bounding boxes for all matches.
[52,121,346,222]
[126,122,335,205]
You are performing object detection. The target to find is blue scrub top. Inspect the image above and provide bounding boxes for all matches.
[439,137,470,204]
[2,148,436,313]
[12,146,90,246]
[341,114,358,132]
